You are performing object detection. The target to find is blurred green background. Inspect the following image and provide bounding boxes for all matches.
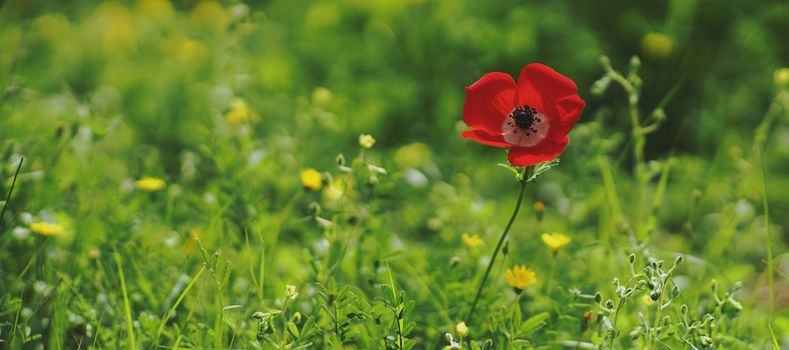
[0,0,788,348]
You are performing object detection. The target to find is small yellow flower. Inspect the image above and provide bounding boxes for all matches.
[642,294,655,306]
[312,87,333,107]
[505,265,537,293]
[641,32,673,59]
[226,97,253,124]
[461,233,483,249]
[534,201,545,217]
[358,134,376,149]
[300,169,322,191]
[323,179,344,202]
[285,284,299,300]
[134,177,166,192]
[456,321,469,337]
[541,233,571,252]
[774,67,789,88]
[30,222,63,236]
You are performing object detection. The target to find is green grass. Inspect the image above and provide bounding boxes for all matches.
[1,0,788,349]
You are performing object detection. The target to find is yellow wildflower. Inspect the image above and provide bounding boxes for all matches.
[358,134,376,149]
[534,201,545,220]
[461,233,483,249]
[285,284,299,300]
[30,222,63,236]
[541,233,571,253]
[641,32,673,59]
[312,87,333,107]
[300,169,322,191]
[505,265,537,293]
[323,179,344,202]
[642,294,655,306]
[774,67,789,88]
[456,322,469,337]
[226,97,254,124]
[134,177,166,192]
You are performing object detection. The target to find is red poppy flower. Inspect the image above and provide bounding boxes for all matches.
[461,63,585,166]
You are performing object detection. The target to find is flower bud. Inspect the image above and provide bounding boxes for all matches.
[599,55,611,68]
[773,67,789,88]
[534,201,545,220]
[591,76,612,96]
[308,202,321,217]
[629,55,641,70]
[358,134,376,149]
[335,153,346,167]
[455,322,469,337]
[700,335,713,347]
[367,175,379,186]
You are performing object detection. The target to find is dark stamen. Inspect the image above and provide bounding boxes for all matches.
[510,105,540,130]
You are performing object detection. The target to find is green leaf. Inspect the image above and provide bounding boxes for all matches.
[527,159,559,183]
[519,312,550,336]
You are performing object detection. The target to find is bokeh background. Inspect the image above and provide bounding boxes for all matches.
[0,0,787,348]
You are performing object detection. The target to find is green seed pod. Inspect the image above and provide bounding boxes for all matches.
[700,336,713,348]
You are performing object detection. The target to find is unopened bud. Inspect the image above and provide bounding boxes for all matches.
[591,76,612,96]
[308,202,321,216]
[629,56,641,70]
[367,175,379,186]
[534,201,545,220]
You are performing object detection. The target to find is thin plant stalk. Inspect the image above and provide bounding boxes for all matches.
[465,169,529,323]
[0,157,23,227]
[759,147,774,322]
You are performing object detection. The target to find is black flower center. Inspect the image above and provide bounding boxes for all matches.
[510,105,541,133]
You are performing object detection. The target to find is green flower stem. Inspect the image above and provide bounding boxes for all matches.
[465,171,529,323]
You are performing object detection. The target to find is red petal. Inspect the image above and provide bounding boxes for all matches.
[515,64,579,112]
[463,72,516,133]
[461,129,511,148]
[549,94,585,138]
[507,136,569,166]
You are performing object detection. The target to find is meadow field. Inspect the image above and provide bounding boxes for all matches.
[0,0,788,349]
